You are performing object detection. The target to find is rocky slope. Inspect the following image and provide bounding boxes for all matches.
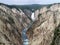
[29,4,60,45]
[0,3,60,45]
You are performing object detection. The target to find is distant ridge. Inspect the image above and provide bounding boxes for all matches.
[0,3,59,12]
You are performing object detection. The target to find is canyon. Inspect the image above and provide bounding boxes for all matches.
[0,3,60,45]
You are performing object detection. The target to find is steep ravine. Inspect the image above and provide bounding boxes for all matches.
[0,3,60,45]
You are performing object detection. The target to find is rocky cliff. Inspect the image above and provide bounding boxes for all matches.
[0,3,60,45]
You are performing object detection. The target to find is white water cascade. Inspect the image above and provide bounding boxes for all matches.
[31,12,35,21]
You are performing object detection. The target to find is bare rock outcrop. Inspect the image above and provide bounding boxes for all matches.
[27,3,60,45]
[0,4,23,45]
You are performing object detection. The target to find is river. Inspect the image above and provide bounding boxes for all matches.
[22,12,35,45]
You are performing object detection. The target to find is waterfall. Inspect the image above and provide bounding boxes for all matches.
[31,12,35,21]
